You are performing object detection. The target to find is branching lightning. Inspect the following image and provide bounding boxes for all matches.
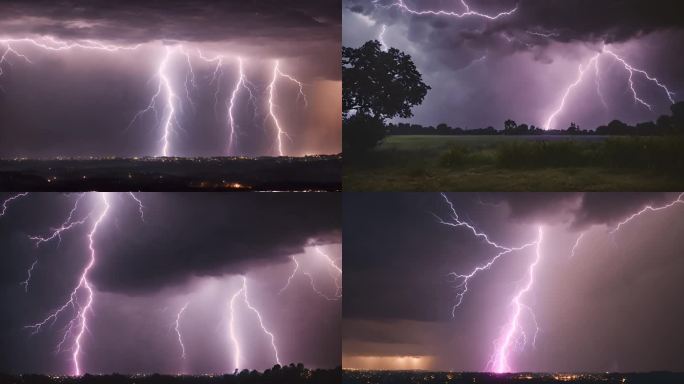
[545,46,676,130]
[25,192,111,376]
[268,60,308,156]
[610,192,684,234]
[279,246,342,300]
[436,194,542,373]
[228,276,281,371]
[0,192,29,217]
[226,58,257,155]
[489,227,544,374]
[375,0,518,20]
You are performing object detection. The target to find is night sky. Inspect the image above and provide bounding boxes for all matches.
[0,192,341,375]
[343,193,684,372]
[343,0,684,130]
[0,1,341,158]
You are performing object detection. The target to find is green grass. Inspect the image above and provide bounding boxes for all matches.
[344,135,684,191]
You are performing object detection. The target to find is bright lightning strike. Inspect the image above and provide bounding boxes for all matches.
[436,194,542,372]
[28,193,87,247]
[279,247,342,300]
[0,192,29,217]
[174,302,189,360]
[228,277,281,372]
[610,192,684,234]
[25,193,111,376]
[545,46,676,130]
[226,58,257,155]
[489,226,544,374]
[378,25,388,51]
[267,60,308,156]
[376,0,518,20]
[544,53,600,130]
[436,193,537,316]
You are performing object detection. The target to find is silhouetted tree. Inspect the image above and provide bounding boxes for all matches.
[343,40,430,120]
[503,119,517,134]
[342,40,430,153]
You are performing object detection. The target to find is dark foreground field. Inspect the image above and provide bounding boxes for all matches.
[343,370,683,384]
[345,136,684,191]
[0,366,340,384]
[0,155,341,191]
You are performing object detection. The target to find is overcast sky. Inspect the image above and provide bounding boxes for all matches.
[343,0,684,130]
[0,192,341,375]
[343,192,684,372]
[0,1,341,157]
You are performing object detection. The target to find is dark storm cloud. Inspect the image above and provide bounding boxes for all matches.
[350,0,684,47]
[0,193,340,295]
[0,0,340,47]
[343,0,684,129]
[94,193,340,294]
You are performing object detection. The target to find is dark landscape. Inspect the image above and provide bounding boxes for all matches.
[0,155,341,191]
[343,370,683,384]
[0,366,340,384]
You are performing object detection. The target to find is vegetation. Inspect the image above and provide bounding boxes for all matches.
[344,135,684,191]
[342,40,430,153]
[0,365,341,384]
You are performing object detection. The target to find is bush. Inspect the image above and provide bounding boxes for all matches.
[495,137,684,172]
[343,113,387,155]
[439,144,470,168]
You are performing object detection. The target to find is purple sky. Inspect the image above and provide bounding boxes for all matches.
[0,192,341,375]
[343,193,684,372]
[0,1,341,157]
[343,0,684,130]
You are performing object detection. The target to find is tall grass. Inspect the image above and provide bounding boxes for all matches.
[495,137,684,172]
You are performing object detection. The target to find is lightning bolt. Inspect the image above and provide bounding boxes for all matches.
[544,53,601,130]
[28,193,87,247]
[268,60,308,156]
[136,46,181,157]
[196,50,226,118]
[569,232,585,258]
[316,246,343,298]
[279,247,342,300]
[226,58,257,155]
[544,46,676,130]
[279,256,301,295]
[610,192,684,234]
[489,226,544,374]
[603,47,676,108]
[436,194,542,372]
[1,36,139,81]
[375,0,518,20]
[25,192,110,376]
[228,276,281,371]
[378,25,388,51]
[127,192,145,222]
[436,193,537,316]
[174,302,189,360]
[0,192,29,217]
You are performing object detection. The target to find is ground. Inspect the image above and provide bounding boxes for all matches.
[345,135,684,191]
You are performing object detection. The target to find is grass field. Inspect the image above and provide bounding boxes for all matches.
[345,135,684,191]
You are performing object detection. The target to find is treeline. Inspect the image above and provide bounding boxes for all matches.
[0,365,341,384]
[388,102,684,136]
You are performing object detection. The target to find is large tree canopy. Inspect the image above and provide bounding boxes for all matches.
[342,40,430,121]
